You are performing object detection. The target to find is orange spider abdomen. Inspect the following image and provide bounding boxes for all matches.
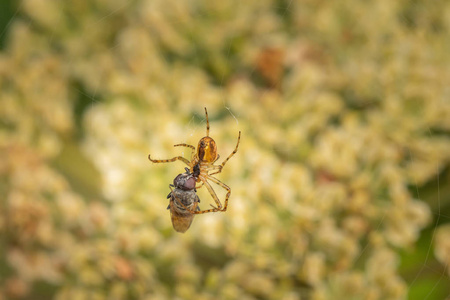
[197,137,217,163]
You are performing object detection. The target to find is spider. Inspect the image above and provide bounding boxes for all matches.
[149,107,241,214]
[167,168,200,233]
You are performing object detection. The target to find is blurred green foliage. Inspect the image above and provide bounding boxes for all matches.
[1,0,449,299]
[0,0,16,49]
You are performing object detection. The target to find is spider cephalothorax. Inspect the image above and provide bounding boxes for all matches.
[149,107,240,214]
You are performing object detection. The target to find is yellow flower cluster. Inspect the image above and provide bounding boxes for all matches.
[1,0,449,299]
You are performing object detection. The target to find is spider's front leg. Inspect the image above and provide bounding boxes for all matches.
[148,155,190,166]
[173,144,196,160]
[173,143,196,151]
[209,131,241,176]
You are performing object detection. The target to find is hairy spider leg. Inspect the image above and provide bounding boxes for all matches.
[201,177,222,209]
[174,143,196,160]
[173,143,196,151]
[195,181,204,190]
[203,175,231,212]
[148,155,190,166]
[177,177,223,214]
[204,107,210,137]
[209,131,241,176]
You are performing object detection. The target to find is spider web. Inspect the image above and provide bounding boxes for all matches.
[1,0,449,299]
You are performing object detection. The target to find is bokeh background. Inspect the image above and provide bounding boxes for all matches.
[1,0,450,299]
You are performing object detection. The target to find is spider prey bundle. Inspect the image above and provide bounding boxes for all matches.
[149,107,241,214]
[167,168,200,233]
